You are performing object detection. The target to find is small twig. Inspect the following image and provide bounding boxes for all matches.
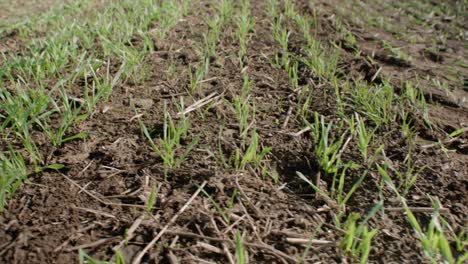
[113,214,145,251]
[198,77,219,84]
[370,67,382,82]
[285,237,335,246]
[66,237,118,252]
[71,206,116,219]
[176,92,220,117]
[165,230,296,263]
[223,244,236,264]
[189,255,216,264]
[315,171,322,200]
[421,137,461,149]
[0,242,14,256]
[167,251,179,264]
[281,105,294,129]
[336,136,352,160]
[132,181,207,264]
[223,215,246,234]
[197,242,223,254]
[235,175,264,218]
[207,213,236,264]
[129,113,144,122]
[60,173,146,209]
[78,161,93,176]
[290,127,311,137]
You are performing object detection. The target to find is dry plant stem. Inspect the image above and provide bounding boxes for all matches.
[224,215,247,234]
[197,242,224,254]
[167,251,179,264]
[235,175,264,217]
[285,237,335,246]
[421,137,461,149]
[132,181,207,264]
[113,214,145,251]
[65,237,118,251]
[371,67,382,82]
[281,105,293,129]
[336,136,352,160]
[70,206,117,219]
[176,92,222,117]
[208,213,236,264]
[165,230,297,263]
[290,127,311,137]
[223,244,236,264]
[60,173,146,208]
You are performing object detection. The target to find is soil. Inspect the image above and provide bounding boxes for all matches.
[0,0,72,23]
[0,0,467,263]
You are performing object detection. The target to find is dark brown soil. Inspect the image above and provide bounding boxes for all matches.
[0,0,466,263]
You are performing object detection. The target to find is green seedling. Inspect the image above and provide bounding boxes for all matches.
[235,2,254,60]
[283,0,294,17]
[78,249,126,264]
[402,82,430,128]
[400,110,416,141]
[79,250,108,264]
[405,200,459,264]
[139,102,200,179]
[232,94,254,142]
[204,16,222,58]
[157,0,181,38]
[228,189,238,210]
[287,60,299,89]
[217,0,234,26]
[283,0,318,49]
[234,130,271,171]
[235,231,246,264]
[297,163,366,212]
[376,157,422,196]
[99,35,150,84]
[382,40,412,63]
[267,0,279,19]
[340,212,378,264]
[188,58,209,94]
[380,170,464,263]
[303,47,340,82]
[35,88,89,147]
[333,16,357,48]
[273,20,290,69]
[0,83,48,164]
[0,148,27,211]
[200,187,230,224]
[310,113,346,175]
[83,60,120,114]
[146,185,158,213]
[297,114,369,212]
[350,80,396,128]
[241,73,252,98]
[355,114,375,163]
[0,0,184,208]
[296,85,313,120]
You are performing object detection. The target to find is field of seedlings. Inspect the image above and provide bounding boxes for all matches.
[0,0,467,263]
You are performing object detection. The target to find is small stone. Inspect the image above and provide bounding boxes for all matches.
[133,98,154,109]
